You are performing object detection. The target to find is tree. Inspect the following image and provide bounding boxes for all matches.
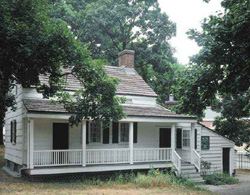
[51,0,178,103]
[0,0,123,144]
[176,0,250,146]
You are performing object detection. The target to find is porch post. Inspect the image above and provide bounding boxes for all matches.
[29,119,34,169]
[190,123,195,164]
[82,120,87,166]
[129,122,134,164]
[171,123,176,155]
[27,119,30,169]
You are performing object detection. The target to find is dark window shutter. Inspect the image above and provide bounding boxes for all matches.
[13,120,16,144]
[103,124,110,144]
[176,128,182,149]
[195,129,197,149]
[10,121,13,143]
[112,122,119,143]
[86,121,89,144]
[133,122,138,143]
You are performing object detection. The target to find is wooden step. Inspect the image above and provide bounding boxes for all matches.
[179,164,204,183]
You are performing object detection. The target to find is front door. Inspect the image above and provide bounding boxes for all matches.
[53,123,69,164]
[159,128,171,148]
[223,148,230,174]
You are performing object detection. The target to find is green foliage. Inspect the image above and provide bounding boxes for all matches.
[51,0,182,103]
[203,173,239,185]
[176,0,250,146]
[84,168,203,190]
[0,0,124,129]
[201,160,212,176]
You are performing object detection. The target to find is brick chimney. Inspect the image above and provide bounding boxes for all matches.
[165,94,178,109]
[118,50,135,68]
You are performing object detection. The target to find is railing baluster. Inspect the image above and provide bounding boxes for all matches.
[33,148,174,167]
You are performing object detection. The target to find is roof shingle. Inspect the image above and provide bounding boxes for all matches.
[39,66,157,97]
[23,99,195,119]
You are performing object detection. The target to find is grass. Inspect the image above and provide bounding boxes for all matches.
[203,173,239,186]
[0,145,212,194]
[236,169,250,175]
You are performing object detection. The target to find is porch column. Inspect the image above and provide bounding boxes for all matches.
[190,123,195,164]
[171,123,176,151]
[29,119,34,169]
[82,120,87,166]
[129,122,134,164]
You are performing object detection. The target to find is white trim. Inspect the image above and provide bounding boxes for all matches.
[27,119,30,169]
[27,162,173,175]
[82,120,86,166]
[29,119,34,169]
[190,123,195,164]
[171,124,176,149]
[25,113,197,123]
[129,122,134,164]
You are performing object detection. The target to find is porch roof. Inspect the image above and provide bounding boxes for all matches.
[23,99,196,119]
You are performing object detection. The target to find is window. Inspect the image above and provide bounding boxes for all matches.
[201,136,210,150]
[182,130,190,148]
[89,122,101,143]
[120,123,129,142]
[10,120,17,144]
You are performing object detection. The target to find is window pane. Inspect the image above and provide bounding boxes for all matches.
[90,122,101,143]
[120,123,129,142]
[183,130,190,148]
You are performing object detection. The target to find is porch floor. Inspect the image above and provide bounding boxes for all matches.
[26,162,174,175]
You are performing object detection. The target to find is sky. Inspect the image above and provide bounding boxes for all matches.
[158,0,222,64]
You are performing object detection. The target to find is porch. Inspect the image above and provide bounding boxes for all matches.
[24,117,200,176]
[28,158,173,176]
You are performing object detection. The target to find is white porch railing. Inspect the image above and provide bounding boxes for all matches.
[192,149,201,172]
[33,149,82,167]
[172,150,181,175]
[86,148,130,164]
[33,148,172,167]
[134,148,171,163]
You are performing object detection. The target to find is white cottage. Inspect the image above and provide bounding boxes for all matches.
[4,50,235,181]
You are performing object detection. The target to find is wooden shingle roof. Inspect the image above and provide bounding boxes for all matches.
[39,66,157,97]
[23,99,195,119]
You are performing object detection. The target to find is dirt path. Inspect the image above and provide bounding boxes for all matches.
[206,174,250,195]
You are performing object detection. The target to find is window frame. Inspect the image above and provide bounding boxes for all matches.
[88,121,102,144]
[201,136,210,150]
[119,122,129,143]
[182,129,190,149]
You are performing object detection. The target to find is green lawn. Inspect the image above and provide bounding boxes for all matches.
[0,145,212,195]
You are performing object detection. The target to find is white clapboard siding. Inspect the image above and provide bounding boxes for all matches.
[199,124,234,174]
[32,120,173,151]
[4,85,25,165]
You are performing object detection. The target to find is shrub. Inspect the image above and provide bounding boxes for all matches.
[80,168,204,191]
[203,173,239,185]
[201,161,211,176]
